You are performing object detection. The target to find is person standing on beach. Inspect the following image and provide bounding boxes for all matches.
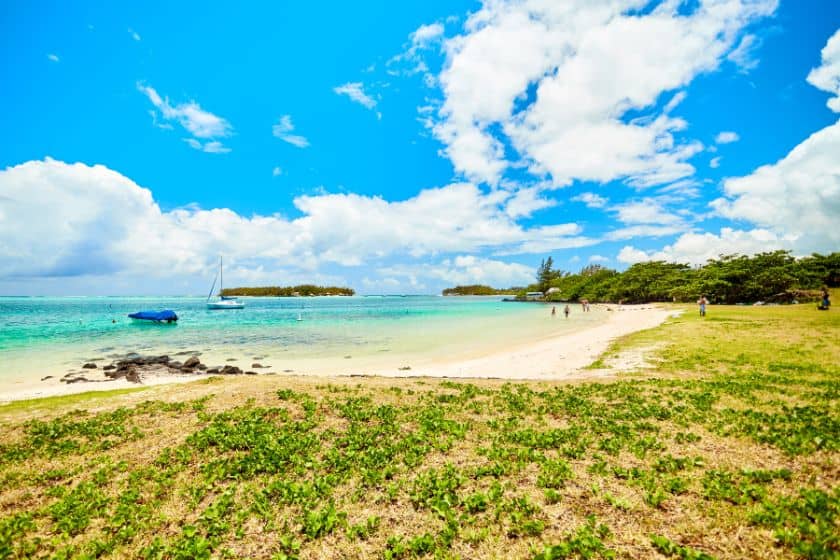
[818,287,831,310]
[697,295,709,317]
[551,306,556,317]
[564,304,570,318]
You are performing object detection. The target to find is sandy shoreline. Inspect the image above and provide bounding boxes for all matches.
[0,304,677,403]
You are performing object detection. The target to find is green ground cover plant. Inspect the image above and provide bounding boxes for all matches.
[0,303,836,558]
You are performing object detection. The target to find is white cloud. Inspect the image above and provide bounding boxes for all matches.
[663,91,687,113]
[588,254,608,263]
[433,0,776,185]
[334,82,378,110]
[712,118,840,253]
[128,28,141,41]
[412,23,445,46]
[571,192,607,209]
[604,224,688,241]
[504,186,555,218]
[612,198,683,225]
[272,115,310,148]
[381,255,534,288]
[806,28,840,113]
[183,139,231,154]
[727,33,761,72]
[715,131,740,144]
[202,141,230,154]
[389,22,445,78]
[710,156,722,168]
[138,83,232,153]
[0,159,592,282]
[617,227,795,265]
[47,53,59,63]
[272,166,282,177]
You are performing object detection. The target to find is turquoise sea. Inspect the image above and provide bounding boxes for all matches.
[0,296,607,390]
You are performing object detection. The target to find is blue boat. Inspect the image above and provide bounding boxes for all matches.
[128,310,179,323]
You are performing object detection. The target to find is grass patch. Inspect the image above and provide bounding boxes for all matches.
[0,387,149,415]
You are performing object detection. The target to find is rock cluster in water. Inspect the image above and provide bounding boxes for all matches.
[60,354,263,384]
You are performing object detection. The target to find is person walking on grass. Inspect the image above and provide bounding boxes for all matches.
[697,295,709,317]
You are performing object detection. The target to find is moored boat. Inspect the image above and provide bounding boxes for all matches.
[206,256,245,310]
[128,310,178,323]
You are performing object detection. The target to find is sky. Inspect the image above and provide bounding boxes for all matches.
[1,0,839,295]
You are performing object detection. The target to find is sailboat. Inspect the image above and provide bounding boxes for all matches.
[206,257,245,310]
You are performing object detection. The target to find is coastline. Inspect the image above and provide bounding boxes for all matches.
[0,304,675,403]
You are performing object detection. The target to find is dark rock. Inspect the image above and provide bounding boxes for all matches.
[41,375,53,381]
[226,358,237,362]
[344,355,352,359]
[169,361,183,369]
[251,363,264,369]
[64,377,90,384]
[206,367,221,374]
[245,371,257,375]
[82,363,97,369]
[103,365,115,371]
[196,363,207,371]
[221,365,242,375]
[125,368,142,383]
[184,356,201,368]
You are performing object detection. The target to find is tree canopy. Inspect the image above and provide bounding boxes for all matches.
[442,285,519,296]
[221,285,355,297]
[517,251,839,304]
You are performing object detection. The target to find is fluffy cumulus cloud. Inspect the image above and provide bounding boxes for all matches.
[380,255,534,288]
[702,29,840,255]
[617,227,796,265]
[807,28,840,113]
[433,0,777,186]
[0,159,593,287]
[432,0,777,186]
[138,83,233,153]
[711,120,840,253]
[617,26,840,265]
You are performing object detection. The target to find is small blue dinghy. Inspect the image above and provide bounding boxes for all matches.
[128,310,179,323]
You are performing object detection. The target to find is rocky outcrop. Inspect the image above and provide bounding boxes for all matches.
[67,353,261,385]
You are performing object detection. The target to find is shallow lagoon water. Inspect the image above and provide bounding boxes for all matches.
[0,296,607,384]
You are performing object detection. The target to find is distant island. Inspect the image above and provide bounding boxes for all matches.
[221,285,355,297]
[442,284,520,296]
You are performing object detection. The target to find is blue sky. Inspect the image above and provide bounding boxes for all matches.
[1,0,839,295]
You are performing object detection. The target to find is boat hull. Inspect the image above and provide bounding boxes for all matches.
[207,301,244,310]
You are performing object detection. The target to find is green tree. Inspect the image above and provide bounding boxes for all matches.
[537,257,555,292]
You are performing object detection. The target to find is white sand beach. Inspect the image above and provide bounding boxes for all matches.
[0,304,676,403]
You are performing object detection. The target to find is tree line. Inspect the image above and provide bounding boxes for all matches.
[221,285,355,297]
[525,251,840,304]
[442,285,521,296]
